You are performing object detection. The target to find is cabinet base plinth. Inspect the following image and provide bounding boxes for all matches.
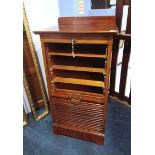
[53,123,104,145]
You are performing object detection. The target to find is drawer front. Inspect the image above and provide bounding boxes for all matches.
[51,90,104,104]
[52,97,104,133]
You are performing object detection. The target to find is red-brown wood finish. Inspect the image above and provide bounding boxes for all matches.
[109,39,120,96]
[34,16,117,144]
[116,0,124,32]
[118,39,131,100]
[110,0,131,105]
[129,89,131,105]
[126,1,131,34]
[123,0,130,5]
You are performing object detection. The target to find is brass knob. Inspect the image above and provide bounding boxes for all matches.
[68,94,82,105]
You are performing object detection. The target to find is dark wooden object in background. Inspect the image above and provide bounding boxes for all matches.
[34,16,117,144]
[110,0,131,105]
[118,39,131,100]
[91,0,111,9]
[110,38,120,96]
[129,89,131,105]
[23,30,44,109]
[116,0,124,32]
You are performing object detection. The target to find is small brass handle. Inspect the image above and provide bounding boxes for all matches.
[68,94,82,105]
[69,95,82,101]
[72,39,77,44]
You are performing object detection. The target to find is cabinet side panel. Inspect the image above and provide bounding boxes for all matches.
[103,40,113,132]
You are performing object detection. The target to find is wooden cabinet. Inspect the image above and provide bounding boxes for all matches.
[34,16,117,144]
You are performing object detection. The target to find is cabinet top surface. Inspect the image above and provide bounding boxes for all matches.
[34,16,118,35]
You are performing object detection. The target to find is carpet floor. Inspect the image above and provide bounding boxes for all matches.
[23,99,131,155]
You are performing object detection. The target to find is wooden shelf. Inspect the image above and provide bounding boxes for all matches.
[38,39,109,44]
[48,52,107,58]
[52,77,104,88]
[53,88,104,98]
[51,65,106,74]
[53,83,104,95]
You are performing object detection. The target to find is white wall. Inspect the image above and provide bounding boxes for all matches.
[23,0,59,112]
[23,87,31,114]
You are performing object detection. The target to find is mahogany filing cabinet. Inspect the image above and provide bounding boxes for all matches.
[34,16,118,144]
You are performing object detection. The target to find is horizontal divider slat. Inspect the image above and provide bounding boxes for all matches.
[52,88,104,99]
[54,107,104,116]
[54,112,104,124]
[48,52,107,58]
[54,113,104,129]
[54,100,104,109]
[51,65,106,74]
[55,117,104,131]
[42,39,108,44]
[52,77,104,88]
